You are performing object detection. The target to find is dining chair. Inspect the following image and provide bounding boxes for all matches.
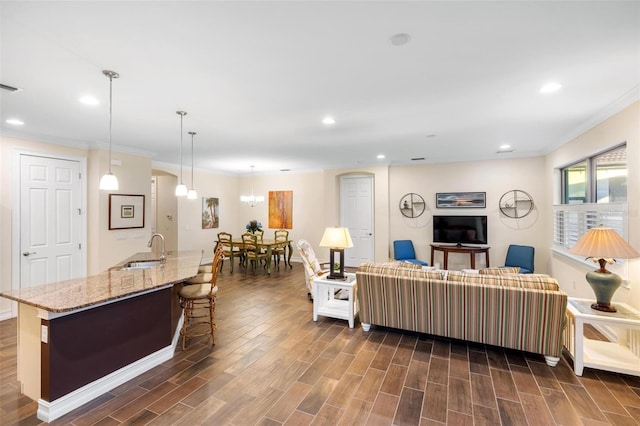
[217,232,241,273]
[272,229,289,268]
[178,244,223,349]
[242,232,269,274]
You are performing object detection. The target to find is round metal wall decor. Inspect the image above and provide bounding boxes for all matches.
[399,193,426,218]
[499,190,534,218]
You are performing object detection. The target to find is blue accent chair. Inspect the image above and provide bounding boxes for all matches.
[504,244,535,274]
[393,240,429,266]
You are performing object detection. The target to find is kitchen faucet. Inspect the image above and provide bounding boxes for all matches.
[147,233,166,262]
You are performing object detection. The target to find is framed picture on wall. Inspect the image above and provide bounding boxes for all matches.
[436,192,486,208]
[109,194,145,229]
[202,197,219,229]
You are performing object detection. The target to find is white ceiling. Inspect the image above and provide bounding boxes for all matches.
[1,1,639,175]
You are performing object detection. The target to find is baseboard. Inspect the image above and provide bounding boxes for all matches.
[36,314,184,422]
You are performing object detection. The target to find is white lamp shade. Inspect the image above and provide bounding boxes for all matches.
[570,227,640,259]
[175,183,188,196]
[99,172,119,191]
[319,227,354,249]
[187,188,198,200]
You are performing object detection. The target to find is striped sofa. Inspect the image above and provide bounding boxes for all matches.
[356,263,568,367]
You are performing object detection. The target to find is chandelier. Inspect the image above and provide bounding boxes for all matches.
[240,165,264,207]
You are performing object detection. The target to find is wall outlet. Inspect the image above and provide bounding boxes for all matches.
[41,325,48,343]
[621,279,631,290]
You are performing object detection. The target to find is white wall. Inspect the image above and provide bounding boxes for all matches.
[87,150,152,274]
[154,174,178,253]
[0,136,152,315]
[149,165,327,264]
[389,157,548,271]
[546,101,640,310]
[324,167,390,263]
[2,102,638,318]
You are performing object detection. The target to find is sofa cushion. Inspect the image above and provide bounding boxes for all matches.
[447,271,559,290]
[358,262,444,280]
[479,266,521,275]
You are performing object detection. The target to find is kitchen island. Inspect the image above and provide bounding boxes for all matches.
[0,250,202,422]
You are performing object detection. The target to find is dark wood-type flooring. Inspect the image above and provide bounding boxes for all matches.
[2,261,640,425]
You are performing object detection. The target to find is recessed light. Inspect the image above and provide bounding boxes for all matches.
[390,33,411,46]
[6,118,24,125]
[79,95,99,105]
[499,144,511,150]
[377,154,385,159]
[322,116,335,125]
[540,82,562,94]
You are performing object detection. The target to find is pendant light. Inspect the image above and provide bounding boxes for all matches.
[240,165,264,207]
[187,131,197,200]
[175,111,188,196]
[99,70,119,190]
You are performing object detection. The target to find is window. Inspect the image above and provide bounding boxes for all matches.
[555,144,629,262]
[561,144,627,204]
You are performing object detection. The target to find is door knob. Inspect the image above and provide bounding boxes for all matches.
[22,251,37,257]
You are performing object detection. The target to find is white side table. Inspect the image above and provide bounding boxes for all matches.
[313,273,358,328]
[564,297,640,377]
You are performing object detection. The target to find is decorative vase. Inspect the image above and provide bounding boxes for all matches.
[585,270,622,312]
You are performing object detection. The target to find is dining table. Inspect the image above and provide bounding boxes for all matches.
[226,238,293,275]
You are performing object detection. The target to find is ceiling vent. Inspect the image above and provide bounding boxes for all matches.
[0,83,22,93]
[496,149,514,154]
[411,157,426,161]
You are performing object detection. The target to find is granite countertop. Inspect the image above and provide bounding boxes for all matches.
[0,250,202,313]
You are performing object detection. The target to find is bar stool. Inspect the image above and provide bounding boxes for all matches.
[178,245,223,350]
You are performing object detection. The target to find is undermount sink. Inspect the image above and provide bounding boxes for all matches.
[118,260,163,271]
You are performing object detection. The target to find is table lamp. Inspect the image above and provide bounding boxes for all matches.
[569,226,639,312]
[319,227,354,279]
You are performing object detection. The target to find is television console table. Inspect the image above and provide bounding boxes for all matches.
[430,244,490,270]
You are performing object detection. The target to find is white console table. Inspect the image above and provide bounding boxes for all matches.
[313,273,358,328]
[564,298,640,377]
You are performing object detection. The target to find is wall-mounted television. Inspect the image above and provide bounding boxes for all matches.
[433,215,488,246]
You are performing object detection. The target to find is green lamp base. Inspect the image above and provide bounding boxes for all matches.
[585,270,622,313]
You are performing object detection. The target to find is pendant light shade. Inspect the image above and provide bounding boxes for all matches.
[99,173,118,191]
[240,165,264,207]
[175,111,188,196]
[99,70,119,191]
[187,131,197,200]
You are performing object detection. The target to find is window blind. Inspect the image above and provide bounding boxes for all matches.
[553,203,628,251]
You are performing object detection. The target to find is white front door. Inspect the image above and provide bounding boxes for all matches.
[340,175,374,267]
[19,154,83,288]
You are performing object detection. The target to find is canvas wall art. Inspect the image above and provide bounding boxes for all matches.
[268,191,293,229]
[202,197,219,229]
[436,192,486,208]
